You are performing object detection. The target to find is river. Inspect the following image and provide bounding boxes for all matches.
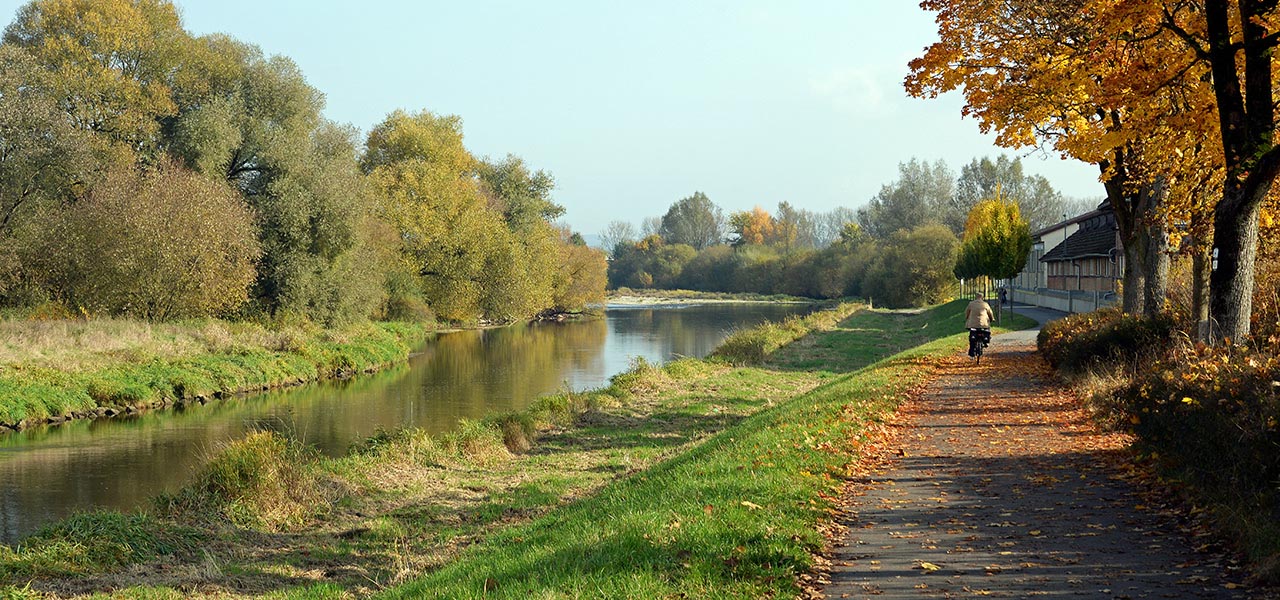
[0,303,813,543]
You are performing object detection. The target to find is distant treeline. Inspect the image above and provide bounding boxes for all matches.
[604,158,1094,307]
[0,0,606,325]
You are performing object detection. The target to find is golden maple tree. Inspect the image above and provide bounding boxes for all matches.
[905,0,1256,335]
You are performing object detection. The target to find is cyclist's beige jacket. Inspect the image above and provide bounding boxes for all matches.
[965,299,994,328]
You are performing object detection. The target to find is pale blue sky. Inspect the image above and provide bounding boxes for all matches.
[2,1,1104,236]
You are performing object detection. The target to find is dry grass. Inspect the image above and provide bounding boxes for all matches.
[0,318,199,371]
[0,317,324,372]
[1069,364,1138,430]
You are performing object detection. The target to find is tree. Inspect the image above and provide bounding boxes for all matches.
[906,1,1206,317]
[599,220,637,257]
[857,159,954,238]
[658,191,724,250]
[551,228,607,312]
[477,154,563,232]
[364,110,506,322]
[773,201,815,249]
[640,216,662,238]
[4,0,189,159]
[728,206,776,246]
[955,197,1034,289]
[159,34,383,323]
[1193,0,1280,342]
[477,155,565,320]
[678,245,737,292]
[954,156,1069,233]
[0,44,89,237]
[29,161,260,319]
[862,224,959,308]
[813,207,858,248]
[607,235,696,290]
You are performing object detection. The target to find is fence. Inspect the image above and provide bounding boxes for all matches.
[1011,287,1118,314]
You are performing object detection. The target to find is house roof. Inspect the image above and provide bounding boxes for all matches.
[1032,206,1108,238]
[1040,210,1118,262]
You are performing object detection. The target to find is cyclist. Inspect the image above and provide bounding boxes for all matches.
[965,292,994,358]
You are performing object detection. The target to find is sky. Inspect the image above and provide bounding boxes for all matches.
[0,0,1105,237]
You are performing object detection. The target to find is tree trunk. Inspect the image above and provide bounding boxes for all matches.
[1209,187,1263,343]
[1122,231,1146,315]
[1141,217,1171,317]
[1138,179,1170,317]
[1102,169,1146,315]
[1202,0,1280,343]
[1191,242,1212,343]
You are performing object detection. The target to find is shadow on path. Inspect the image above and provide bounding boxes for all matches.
[822,332,1252,599]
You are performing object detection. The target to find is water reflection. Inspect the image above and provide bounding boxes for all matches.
[0,303,810,542]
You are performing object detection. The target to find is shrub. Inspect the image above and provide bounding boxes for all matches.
[1116,345,1280,497]
[1036,308,1175,373]
[1109,343,1280,579]
[29,161,261,320]
[606,357,669,396]
[158,431,330,530]
[551,236,608,312]
[440,419,510,464]
[1042,308,1280,580]
[860,225,959,308]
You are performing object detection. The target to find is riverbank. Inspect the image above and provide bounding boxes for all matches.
[0,300,1035,598]
[606,288,816,306]
[0,318,428,433]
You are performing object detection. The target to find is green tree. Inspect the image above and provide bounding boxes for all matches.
[659,191,724,250]
[364,110,509,322]
[477,154,566,320]
[480,221,559,321]
[551,228,608,312]
[607,235,696,290]
[862,224,959,308]
[955,197,1034,285]
[857,159,954,238]
[164,37,380,323]
[478,154,563,232]
[0,44,89,236]
[677,245,737,292]
[954,156,1068,233]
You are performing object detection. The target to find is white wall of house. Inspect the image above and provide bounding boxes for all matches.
[1007,211,1123,314]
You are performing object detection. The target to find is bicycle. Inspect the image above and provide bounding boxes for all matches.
[968,328,991,364]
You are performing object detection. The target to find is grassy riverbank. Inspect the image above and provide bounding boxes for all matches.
[381,303,1035,599]
[0,318,428,430]
[0,300,1035,598]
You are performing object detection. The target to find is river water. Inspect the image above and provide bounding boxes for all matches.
[0,303,812,543]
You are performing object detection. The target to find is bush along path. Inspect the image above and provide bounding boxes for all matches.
[821,328,1260,599]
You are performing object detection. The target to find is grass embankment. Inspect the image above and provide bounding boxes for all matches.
[380,302,1034,599]
[0,299,1033,599]
[0,318,426,430]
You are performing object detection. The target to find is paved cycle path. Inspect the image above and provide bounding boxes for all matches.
[821,329,1257,599]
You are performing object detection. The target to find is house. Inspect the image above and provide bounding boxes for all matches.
[1008,203,1122,313]
[1039,209,1121,292]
